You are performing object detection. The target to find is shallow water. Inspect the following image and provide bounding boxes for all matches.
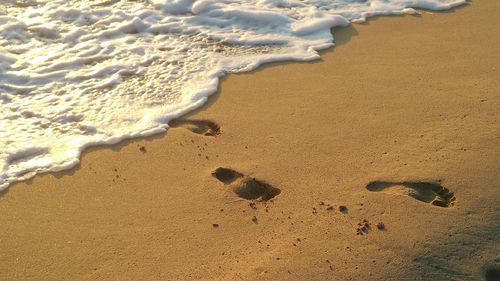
[0,0,465,190]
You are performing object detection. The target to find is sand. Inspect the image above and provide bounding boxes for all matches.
[1,1,499,280]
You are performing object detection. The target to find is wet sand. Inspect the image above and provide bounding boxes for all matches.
[1,1,499,280]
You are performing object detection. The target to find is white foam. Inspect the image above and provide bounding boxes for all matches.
[0,0,467,190]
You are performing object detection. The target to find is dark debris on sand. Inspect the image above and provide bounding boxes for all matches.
[376,222,386,231]
[252,216,258,224]
[356,219,371,235]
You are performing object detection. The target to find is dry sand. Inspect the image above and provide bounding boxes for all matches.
[1,1,499,280]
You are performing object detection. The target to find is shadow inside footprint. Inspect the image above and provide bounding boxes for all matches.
[212,167,280,201]
[366,181,456,208]
[485,266,500,281]
[169,119,220,137]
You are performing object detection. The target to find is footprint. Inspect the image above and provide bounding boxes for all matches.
[366,181,456,208]
[169,119,221,137]
[212,167,280,201]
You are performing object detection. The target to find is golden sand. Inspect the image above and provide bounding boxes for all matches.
[1,2,499,280]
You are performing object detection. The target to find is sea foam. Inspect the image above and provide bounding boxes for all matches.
[0,0,466,190]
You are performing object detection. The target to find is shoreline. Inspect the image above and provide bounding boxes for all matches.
[1,2,499,280]
[0,3,471,195]
[0,3,470,194]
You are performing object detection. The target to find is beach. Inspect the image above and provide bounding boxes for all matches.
[0,1,499,280]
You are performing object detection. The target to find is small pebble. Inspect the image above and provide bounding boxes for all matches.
[252,216,258,223]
